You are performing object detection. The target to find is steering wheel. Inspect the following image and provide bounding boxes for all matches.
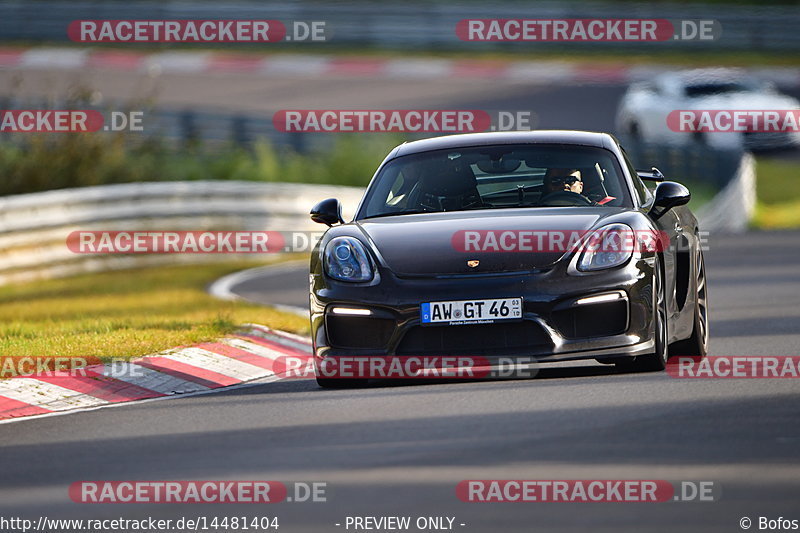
[539,191,594,207]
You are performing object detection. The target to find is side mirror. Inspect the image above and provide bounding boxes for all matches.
[310,198,344,226]
[649,181,690,220]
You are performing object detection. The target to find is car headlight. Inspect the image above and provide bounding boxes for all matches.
[324,237,374,282]
[577,223,635,272]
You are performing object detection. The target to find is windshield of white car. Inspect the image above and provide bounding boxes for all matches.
[358,144,632,219]
[684,81,761,97]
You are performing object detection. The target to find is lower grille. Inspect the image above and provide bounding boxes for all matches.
[396,321,550,356]
[326,315,395,349]
[551,300,628,339]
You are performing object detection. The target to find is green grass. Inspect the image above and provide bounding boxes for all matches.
[0,259,310,363]
[752,157,800,229]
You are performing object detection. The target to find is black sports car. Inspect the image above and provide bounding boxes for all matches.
[308,131,709,387]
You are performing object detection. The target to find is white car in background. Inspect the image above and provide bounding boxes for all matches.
[616,69,800,151]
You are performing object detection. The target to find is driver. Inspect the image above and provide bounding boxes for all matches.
[543,168,584,195]
[539,168,598,206]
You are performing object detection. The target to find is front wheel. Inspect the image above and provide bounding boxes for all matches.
[617,259,669,372]
[670,248,709,357]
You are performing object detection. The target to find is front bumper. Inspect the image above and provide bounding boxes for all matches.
[311,256,656,367]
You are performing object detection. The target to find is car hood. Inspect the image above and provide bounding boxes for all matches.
[356,208,624,276]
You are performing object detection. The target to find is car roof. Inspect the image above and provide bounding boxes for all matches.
[392,130,613,158]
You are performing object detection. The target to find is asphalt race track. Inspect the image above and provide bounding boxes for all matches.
[1,230,799,532]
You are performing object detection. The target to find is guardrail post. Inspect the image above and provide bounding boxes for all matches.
[179,110,199,148]
[231,115,249,146]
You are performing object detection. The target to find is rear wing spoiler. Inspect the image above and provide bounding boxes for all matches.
[636,167,665,182]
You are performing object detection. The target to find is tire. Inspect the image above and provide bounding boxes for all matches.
[617,258,669,372]
[670,249,709,358]
[315,376,368,389]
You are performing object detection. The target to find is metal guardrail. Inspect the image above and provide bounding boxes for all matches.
[621,139,744,189]
[0,181,364,285]
[622,140,755,232]
[0,1,798,51]
[695,152,756,233]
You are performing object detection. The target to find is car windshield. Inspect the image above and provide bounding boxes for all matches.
[684,81,760,97]
[359,144,632,219]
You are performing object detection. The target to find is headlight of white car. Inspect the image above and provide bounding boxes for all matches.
[324,237,374,282]
[577,223,635,272]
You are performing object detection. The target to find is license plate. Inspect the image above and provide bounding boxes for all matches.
[421,298,523,326]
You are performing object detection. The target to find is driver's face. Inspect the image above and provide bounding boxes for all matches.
[566,171,584,193]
